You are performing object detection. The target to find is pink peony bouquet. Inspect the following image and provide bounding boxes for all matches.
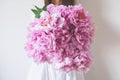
[25,4,94,72]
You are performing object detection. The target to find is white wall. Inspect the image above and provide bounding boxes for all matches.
[0,0,44,80]
[0,0,120,80]
[75,0,120,80]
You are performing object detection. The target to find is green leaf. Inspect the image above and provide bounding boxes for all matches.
[35,6,42,12]
[31,9,40,18]
[42,5,47,11]
[31,5,47,18]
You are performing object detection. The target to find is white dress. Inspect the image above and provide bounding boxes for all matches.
[27,62,84,80]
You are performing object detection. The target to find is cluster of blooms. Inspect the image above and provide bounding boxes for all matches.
[25,4,94,72]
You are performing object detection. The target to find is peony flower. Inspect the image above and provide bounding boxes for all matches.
[25,4,94,72]
[25,30,55,63]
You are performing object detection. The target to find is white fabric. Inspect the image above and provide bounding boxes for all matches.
[27,62,84,80]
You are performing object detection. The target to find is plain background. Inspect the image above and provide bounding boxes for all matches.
[0,0,120,80]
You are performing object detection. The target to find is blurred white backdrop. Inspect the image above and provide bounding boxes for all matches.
[0,0,44,80]
[0,0,120,80]
[75,0,120,80]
